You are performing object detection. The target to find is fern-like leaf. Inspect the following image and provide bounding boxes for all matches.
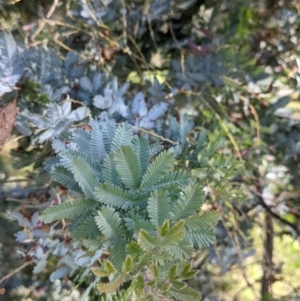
[110,239,127,271]
[152,171,190,191]
[101,117,116,153]
[102,154,122,185]
[95,206,124,239]
[70,157,99,199]
[185,228,215,248]
[94,183,138,209]
[50,166,83,193]
[169,286,201,301]
[91,123,106,161]
[40,199,95,223]
[149,142,164,156]
[131,136,150,176]
[114,146,141,190]
[171,184,205,219]
[73,129,91,154]
[140,149,174,191]
[185,211,219,230]
[147,189,170,228]
[72,214,101,240]
[111,123,133,152]
[82,238,103,252]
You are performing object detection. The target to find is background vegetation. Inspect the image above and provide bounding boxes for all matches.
[0,0,300,300]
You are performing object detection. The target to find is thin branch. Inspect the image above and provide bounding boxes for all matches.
[0,261,32,284]
[130,125,179,145]
[46,0,60,19]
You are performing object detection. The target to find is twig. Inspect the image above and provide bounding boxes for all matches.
[46,0,60,19]
[130,125,179,145]
[0,261,32,284]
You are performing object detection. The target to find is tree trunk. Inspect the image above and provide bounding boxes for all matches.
[261,213,273,301]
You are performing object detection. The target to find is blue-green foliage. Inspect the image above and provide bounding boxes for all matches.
[40,118,219,300]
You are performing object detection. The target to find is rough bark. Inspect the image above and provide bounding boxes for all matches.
[0,96,18,151]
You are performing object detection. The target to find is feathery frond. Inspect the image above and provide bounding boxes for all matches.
[171,185,205,219]
[94,183,138,209]
[40,199,96,223]
[114,146,141,190]
[111,123,133,152]
[147,189,170,228]
[70,157,100,199]
[140,149,174,191]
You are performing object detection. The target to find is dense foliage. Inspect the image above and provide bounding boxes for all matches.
[0,0,300,300]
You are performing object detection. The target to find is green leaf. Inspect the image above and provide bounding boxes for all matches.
[137,229,157,250]
[72,214,100,240]
[149,142,164,156]
[50,166,82,193]
[95,206,124,239]
[102,154,121,185]
[152,171,190,191]
[163,220,185,245]
[168,265,178,281]
[97,274,126,294]
[94,183,137,209]
[126,241,143,257]
[166,241,193,259]
[158,220,170,237]
[40,199,95,223]
[122,255,133,273]
[140,149,174,191]
[90,123,106,161]
[82,239,102,252]
[185,211,219,230]
[169,286,201,301]
[114,146,141,190]
[132,275,144,295]
[111,122,133,152]
[150,264,160,279]
[186,228,215,248]
[73,129,91,154]
[92,260,116,277]
[131,135,150,176]
[171,184,205,219]
[111,239,127,270]
[180,263,198,279]
[70,157,99,199]
[147,189,170,228]
[105,260,116,274]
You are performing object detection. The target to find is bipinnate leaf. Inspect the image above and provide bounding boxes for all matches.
[94,183,138,209]
[95,206,124,239]
[147,189,170,227]
[169,286,201,301]
[97,274,126,294]
[92,260,116,277]
[185,228,215,248]
[70,157,99,199]
[140,149,174,191]
[90,123,106,161]
[50,166,82,193]
[131,136,150,176]
[40,199,95,223]
[102,154,121,185]
[111,122,133,152]
[163,220,185,245]
[180,263,198,279]
[185,211,219,230]
[137,229,157,250]
[171,184,205,219]
[168,265,178,281]
[114,146,141,190]
[122,255,133,273]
